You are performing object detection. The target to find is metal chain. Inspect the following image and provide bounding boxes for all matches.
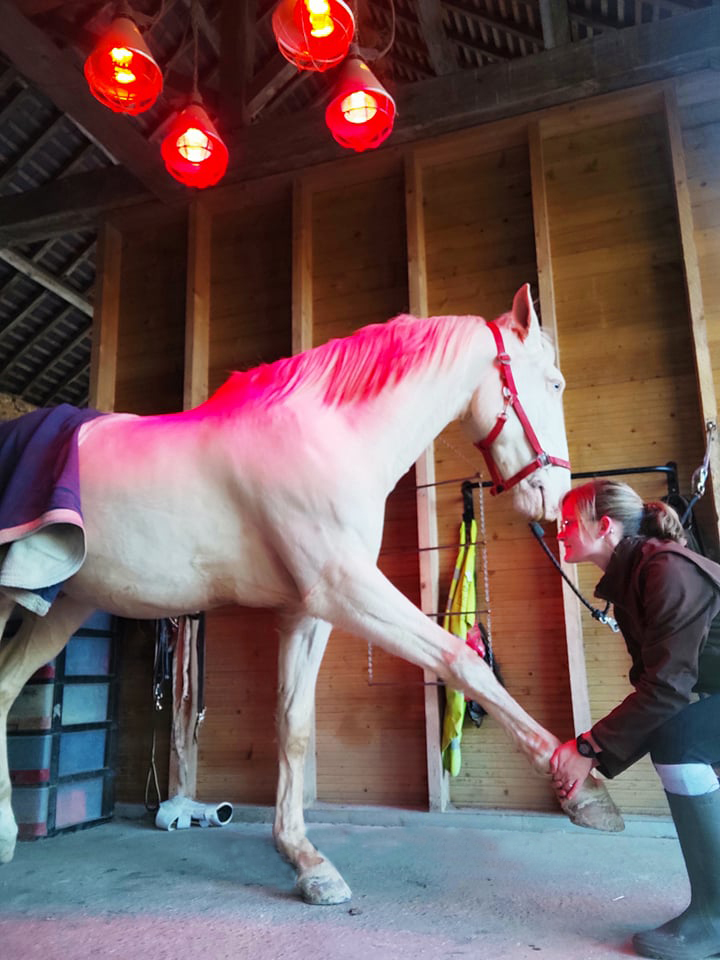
[474,476,493,663]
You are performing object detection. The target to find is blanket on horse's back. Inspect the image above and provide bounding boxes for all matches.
[0,403,105,615]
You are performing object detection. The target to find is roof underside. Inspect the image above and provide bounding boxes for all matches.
[0,0,712,409]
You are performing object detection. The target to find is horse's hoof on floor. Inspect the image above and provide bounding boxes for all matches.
[562,777,624,832]
[297,868,352,905]
[0,827,18,863]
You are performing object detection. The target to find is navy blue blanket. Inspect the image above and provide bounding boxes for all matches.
[0,404,105,613]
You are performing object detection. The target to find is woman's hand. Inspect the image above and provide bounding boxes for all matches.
[550,740,596,801]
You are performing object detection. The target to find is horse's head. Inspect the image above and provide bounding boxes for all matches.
[465,284,571,521]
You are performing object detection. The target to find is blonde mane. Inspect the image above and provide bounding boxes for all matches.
[204,313,484,410]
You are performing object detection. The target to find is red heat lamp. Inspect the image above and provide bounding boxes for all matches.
[272,0,355,72]
[161,101,229,189]
[84,15,163,115]
[325,57,397,152]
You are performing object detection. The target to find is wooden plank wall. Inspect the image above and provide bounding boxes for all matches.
[676,74,720,515]
[308,167,428,806]
[541,96,712,814]
[91,205,188,804]
[417,133,572,812]
[198,182,293,803]
[94,72,720,819]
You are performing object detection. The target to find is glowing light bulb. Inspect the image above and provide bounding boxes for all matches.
[176,127,211,163]
[341,91,378,124]
[305,0,334,37]
[110,46,136,84]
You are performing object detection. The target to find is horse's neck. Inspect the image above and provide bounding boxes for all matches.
[357,322,493,489]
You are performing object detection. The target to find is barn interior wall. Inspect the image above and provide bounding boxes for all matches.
[93,205,188,804]
[418,134,573,812]
[95,73,720,820]
[544,106,707,814]
[308,169,428,807]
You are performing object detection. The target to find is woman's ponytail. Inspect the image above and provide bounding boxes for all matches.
[639,500,686,543]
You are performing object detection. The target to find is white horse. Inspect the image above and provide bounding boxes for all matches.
[0,284,621,904]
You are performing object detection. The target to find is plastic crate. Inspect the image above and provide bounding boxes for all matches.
[58,729,109,777]
[64,636,112,677]
[8,734,52,784]
[7,610,118,840]
[11,784,50,838]
[8,683,54,731]
[11,772,115,838]
[55,775,106,829]
[61,682,110,725]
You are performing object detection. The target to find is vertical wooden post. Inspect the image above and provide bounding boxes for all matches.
[528,121,592,733]
[89,219,122,412]
[292,175,313,356]
[664,82,720,550]
[169,200,212,799]
[292,174,318,805]
[184,197,211,410]
[405,149,448,812]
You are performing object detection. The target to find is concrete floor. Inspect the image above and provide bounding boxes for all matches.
[0,804,687,960]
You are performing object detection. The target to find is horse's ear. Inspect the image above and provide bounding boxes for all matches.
[507,283,540,342]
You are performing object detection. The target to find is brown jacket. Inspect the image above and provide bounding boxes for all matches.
[590,537,720,778]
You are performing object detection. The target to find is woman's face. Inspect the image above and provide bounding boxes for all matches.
[557,499,604,565]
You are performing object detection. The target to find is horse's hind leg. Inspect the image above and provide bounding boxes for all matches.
[273,614,350,905]
[0,595,94,863]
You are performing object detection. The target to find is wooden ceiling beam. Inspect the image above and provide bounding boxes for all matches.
[0,0,182,202]
[1,2,719,230]
[0,165,151,244]
[247,52,299,120]
[416,0,458,75]
[0,248,93,316]
[443,1,542,45]
[220,0,256,126]
[539,0,572,49]
[229,4,720,177]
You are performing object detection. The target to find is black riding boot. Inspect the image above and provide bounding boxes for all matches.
[633,789,720,960]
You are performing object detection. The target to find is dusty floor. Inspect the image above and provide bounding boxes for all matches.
[0,804,686,960]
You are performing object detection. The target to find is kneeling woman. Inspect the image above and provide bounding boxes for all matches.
[551,479,720,960]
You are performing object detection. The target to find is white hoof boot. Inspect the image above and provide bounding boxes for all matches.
[155,796,234,830]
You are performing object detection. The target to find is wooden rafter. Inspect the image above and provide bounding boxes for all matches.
[416,0,458,75]
[0,2,719,234]
[220,0,256,126]
[0,0,182,201]
[0,247,93,316]
[443,0,542,45]
[539,0,572,48]
[0,166,149,244]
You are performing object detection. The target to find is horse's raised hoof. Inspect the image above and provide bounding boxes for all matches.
[561,775,624,833]
[297,862,352,905]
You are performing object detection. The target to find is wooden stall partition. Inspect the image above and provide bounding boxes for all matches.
[415,124,572,813]
[405,150,447,813]
[108,205,187,415]
[301,157,429,808]
[542,96,710,814]
[92,203,188,804]
[673,72,720,555]
[192,179,294,804]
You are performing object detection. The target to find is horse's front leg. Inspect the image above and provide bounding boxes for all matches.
[304,559,623,834]
[274,614,350,905]
[0,595,94,863]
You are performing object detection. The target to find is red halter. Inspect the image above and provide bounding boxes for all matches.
[474,320,571,496]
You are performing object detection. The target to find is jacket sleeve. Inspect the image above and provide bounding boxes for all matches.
[592,552,715,778]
